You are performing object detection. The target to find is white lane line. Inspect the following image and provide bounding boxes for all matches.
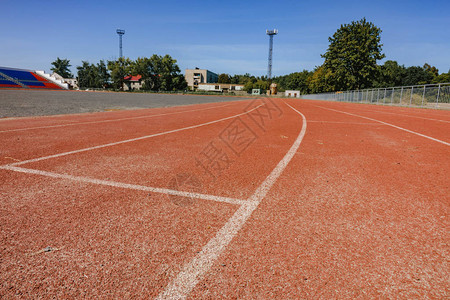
[352,107,450,123]
[0,165,247,206]
[0,102,240,133]
[313,105,450,146]
[308,120,383,125]
[156,101,307,300]
[7,104,264,167]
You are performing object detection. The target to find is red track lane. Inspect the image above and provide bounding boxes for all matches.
[0,100,248,165]
[304,100,450,142]
[16,102,294,200]
[190,99,449,299]
[0,170,236,298]
[0,98,448,298]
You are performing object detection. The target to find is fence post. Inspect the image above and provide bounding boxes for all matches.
[410,86,414,106]
[377,88,380,103]
[391,87,394,104]
[371,89,374,102]
[436,84,441,108]
[383,88,387,104]
[422,85,426,107]
[400,87,403,105]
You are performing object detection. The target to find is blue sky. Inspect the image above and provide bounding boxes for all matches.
[2,0,449,77]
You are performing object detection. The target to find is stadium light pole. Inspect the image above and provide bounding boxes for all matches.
[266,29,278,79]
[116,29,125,58]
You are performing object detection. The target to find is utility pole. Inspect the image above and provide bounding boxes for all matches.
[266,29,278,79]
[116,29,125,58]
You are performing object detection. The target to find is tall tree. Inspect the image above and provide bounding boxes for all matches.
[218,73,231,83]
[306,66,334,93]
[375,60,406,87]
[402,66,434,86]
[96,60,110,88]
[132,55,186,91]
[77,60,110,89]
[107,57,133,90]
[51,57,73,78]
[273,70,312,93]
[432,70,450,84]
[322,18,385,90]
[77,61,94,88]
[423,63,439,78]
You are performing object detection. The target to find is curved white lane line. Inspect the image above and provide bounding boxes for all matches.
[7,104,264,167]
[0,102,240,133]
[156,101,307,300]
[314,105,450,146]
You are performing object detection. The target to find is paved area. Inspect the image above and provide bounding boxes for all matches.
[0,89,249,118]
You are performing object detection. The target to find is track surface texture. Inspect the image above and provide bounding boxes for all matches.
[0,97,448,298]
[0,89,248,117]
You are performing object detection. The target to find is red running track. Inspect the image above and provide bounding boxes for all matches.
[0,98,448,298]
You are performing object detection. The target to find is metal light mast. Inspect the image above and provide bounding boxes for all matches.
[266,29,278,79]
[116,29,125,58]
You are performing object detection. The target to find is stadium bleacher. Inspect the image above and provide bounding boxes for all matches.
[0,67,67,89]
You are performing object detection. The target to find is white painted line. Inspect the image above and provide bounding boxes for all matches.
[308,120,382,125]
[0,102,239,133]
[0,165,247,206]
[313,105,450,146]
[354,107,450,123]
[157,101,308,300]
[8,104,265,167]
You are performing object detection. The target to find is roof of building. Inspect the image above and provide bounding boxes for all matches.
[123,75,142,82]
[198,83,244,87]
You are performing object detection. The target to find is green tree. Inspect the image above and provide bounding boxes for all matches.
[243,78,256,92]
[77,61,95,88]
[231,73,254,85]
[158,54,186,91]
[96,60,110,88]
[77,60,110,89]
[273,70,312,93]
[423,63,439,80]
[432,71,450,84]
[402,66,434,86]
[306,66,334,93]
[375,60,405,87]
[51,57,73,78]
[133,55,186,91]
[322,18,385,90]
[107,57,133,90]
[218,73,231,83]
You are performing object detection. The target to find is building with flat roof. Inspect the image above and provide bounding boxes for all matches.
[197,83,244,93]
[185,68,218,90]
[285,90,301,98]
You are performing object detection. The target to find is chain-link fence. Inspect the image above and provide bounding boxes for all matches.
[299,83,450,109]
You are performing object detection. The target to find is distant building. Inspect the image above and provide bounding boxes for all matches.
[285,90,301,98]
[197,83,244,93]
[252,89,262,95]
[185,68,218,90]
[123,75,143,91]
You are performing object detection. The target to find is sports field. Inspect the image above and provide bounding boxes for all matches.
[0,92,448,298]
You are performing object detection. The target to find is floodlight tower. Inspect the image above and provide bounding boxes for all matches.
[266,29,278,79]
[116,29,125,58]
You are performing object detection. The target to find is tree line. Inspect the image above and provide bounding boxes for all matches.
[51,55,187,91]
[51,18,448,93]
[217,18,449,94]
